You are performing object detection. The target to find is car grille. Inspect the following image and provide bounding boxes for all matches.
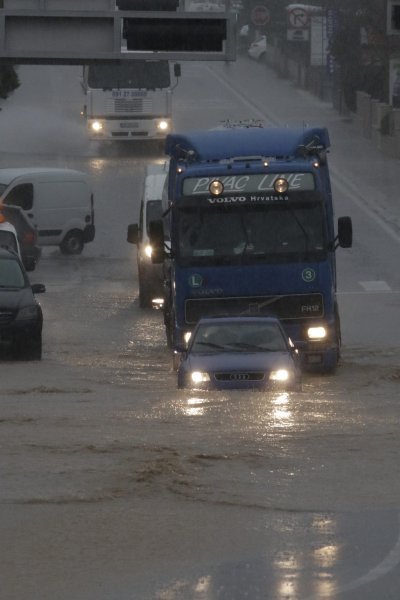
[185,293,324,324]
[0,310,15,325]
[215,371,265,382]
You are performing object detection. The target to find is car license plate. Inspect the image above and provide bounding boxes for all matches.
[120,122,139,129]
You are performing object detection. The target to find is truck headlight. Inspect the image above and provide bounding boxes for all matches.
[90,120,103,132]
[307,326,327,340]
[157,120,170,132]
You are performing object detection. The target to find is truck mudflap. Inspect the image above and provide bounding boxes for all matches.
[83,224,95,243]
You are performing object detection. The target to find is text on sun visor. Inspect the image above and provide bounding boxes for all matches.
[182,173,315,196]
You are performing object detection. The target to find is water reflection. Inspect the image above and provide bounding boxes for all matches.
[271,392,294,429]
[185,396,206,417]
[272,516,340,599]
[154,512,342,599]
[177,393,231,417]
[89,158,107,172]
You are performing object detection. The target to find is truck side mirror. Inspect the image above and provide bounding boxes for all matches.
[337,216,352,248]
[148,219,165,264]
[174,63,181,78]
[127,223,139,244]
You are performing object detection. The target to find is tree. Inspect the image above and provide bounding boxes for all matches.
[324,0,388,110]
[0,65,20,100]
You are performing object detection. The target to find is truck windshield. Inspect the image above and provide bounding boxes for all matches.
[87,61,171,90]
[176,203,327,265]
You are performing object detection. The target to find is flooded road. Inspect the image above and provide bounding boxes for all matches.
[1,58,400,598]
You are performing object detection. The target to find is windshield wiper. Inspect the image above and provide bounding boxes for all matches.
[196,341,225,350]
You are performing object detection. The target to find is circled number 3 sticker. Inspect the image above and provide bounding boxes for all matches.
[302,268,316,282]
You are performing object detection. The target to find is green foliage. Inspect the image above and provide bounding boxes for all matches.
[0,65,20,100]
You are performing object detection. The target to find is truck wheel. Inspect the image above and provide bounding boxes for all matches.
[60,230,84,255]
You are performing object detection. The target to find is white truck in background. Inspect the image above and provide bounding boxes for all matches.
[81,60,181,143]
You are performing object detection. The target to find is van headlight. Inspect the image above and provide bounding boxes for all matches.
[184,331,192,344]
[144,244,153,258]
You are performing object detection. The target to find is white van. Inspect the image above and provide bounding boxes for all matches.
[127,163,168,308]
[0,168,95,254]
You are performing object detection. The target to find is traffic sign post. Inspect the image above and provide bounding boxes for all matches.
[288,6,309,29]
[287,4,309,42]
[251,4,270,28]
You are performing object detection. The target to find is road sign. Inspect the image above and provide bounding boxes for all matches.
[288,6,309,29]
[251,5,270,27]
[287,28,309,42]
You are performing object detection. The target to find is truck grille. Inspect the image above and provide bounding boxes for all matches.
[184,293,324,324]
[0,310,14,325]
[106,98,153,113]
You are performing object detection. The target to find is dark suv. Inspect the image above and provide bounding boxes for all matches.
[0,205,41,271]
[0,248,45,359]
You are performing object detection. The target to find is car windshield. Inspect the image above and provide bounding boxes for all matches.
[176,202,326,265]
[190,321,288,353]
[0,257,25,288]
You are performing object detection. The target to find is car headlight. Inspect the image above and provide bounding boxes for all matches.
[90,120,103,132]
[191,371,210,384]
[307,326,327,340]
[269,369,290,382]
[16,305,39,320]
[157,119,170,132]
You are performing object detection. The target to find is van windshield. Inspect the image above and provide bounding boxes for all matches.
[146,200,163,234]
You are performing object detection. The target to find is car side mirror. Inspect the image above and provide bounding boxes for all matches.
[174,342,187,353]
[127,223,139,244]
[31,283,46,294]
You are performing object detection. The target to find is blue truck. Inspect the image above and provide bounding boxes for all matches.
[149,126,353,373]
